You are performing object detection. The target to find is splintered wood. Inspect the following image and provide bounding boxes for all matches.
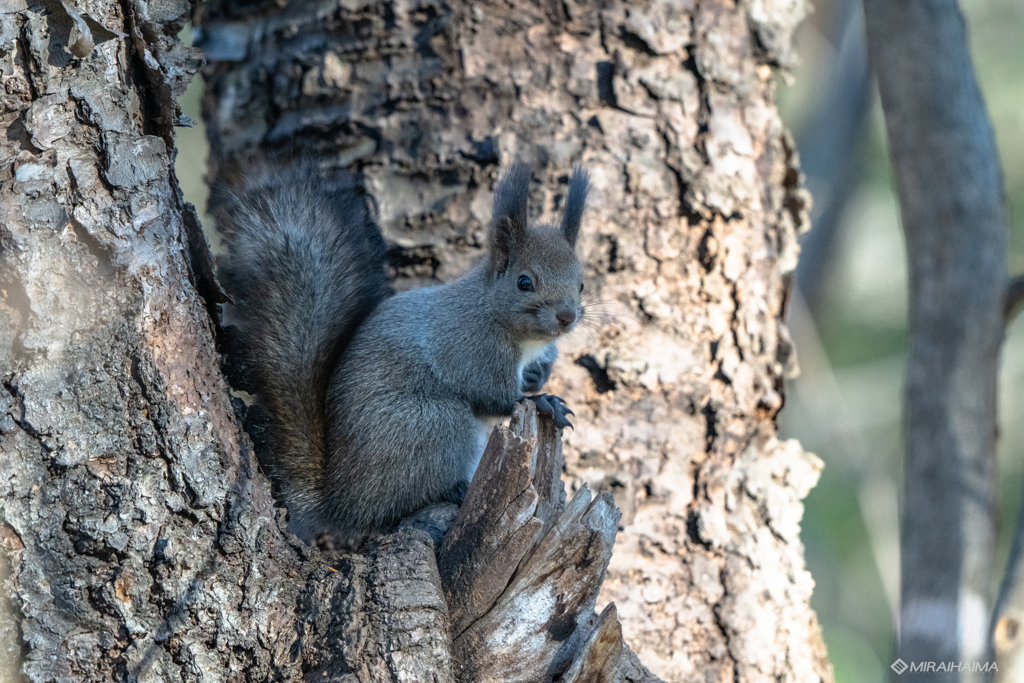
[438,402,661,683]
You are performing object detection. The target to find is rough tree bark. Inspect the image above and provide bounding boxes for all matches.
[862,1,1007,680]
[199,1,831,681]
[0,1,430,680]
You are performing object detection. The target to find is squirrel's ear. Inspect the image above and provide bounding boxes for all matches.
[560,165,589,248]
[489,161,531,274]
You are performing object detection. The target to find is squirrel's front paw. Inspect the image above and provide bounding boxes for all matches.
[525,394,575,430]
[520,360,553,393]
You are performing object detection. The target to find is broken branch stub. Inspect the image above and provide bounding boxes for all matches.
[438,423,546,637]
[439,402,661,683]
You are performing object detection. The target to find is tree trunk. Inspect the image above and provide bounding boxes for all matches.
[199,1,832,682]
[862,1,1007,679]
[1,0,831,681]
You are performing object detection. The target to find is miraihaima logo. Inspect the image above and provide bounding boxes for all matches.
[890,659,997,675]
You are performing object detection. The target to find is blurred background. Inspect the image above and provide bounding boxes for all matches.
[173,2,1024,680]
[777,0,1024,681]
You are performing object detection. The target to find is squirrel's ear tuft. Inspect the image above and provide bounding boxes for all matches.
[489,161,532,273]
[560,165,589,248]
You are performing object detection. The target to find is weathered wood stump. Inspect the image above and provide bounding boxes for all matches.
[438,401,661,683]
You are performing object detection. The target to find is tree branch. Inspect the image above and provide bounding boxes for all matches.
[863,0,1007,674]
[794,0,871,310]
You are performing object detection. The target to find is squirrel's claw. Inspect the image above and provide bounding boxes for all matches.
[526,394,575,430]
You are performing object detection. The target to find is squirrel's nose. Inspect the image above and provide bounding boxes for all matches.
[556,309,576,327]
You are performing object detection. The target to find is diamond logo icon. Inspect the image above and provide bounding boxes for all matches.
[891,659,909,675]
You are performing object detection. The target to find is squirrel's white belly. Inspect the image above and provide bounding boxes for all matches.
[517,339,551,385]
[469,416,503,481]
[468,341,552,483]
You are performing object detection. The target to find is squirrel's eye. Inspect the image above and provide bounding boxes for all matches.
[517,275,534,292]
[580,282,585,293]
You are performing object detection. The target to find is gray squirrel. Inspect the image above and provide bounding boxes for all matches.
[220,161,587,542]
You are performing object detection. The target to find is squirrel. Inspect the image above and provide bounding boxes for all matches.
[219,161,588,542]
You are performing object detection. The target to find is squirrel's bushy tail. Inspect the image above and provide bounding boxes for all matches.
[219,170,390,538]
